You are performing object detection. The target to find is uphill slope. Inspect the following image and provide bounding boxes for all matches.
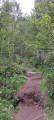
[13,70,48,120]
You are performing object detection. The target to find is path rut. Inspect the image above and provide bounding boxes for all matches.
[13,70,48,120]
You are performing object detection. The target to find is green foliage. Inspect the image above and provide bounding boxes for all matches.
[0,0,54,119]
[0,65,16,77]
[0,63,26,120]
[0,64,26,77]
[15,55,23,64]
[30,57,37,64]
[37,65,54,120]
[45,73,54,100]
[0,0,54,66]
[0,0,22,63]
[39,66,54,109]
[46,108,54,120]
[48,53,54,67]
[23,63,36,72]
[30,57,44,67]
[0,98,13,120]
[0,64,26,98]
[0,74,26,99]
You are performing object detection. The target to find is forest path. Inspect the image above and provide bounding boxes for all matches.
[13,70,48,120]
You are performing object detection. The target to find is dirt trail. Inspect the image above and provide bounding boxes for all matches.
[13,70,48,120]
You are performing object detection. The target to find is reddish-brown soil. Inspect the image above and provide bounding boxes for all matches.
[13,70,48,120]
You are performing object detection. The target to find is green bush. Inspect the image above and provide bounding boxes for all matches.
[0,64,26,77]
[15,55,23,64]
[0,63,27,120]
[0,98,13,120]
[45,73,54,101]
[44,52,54,67]
[0,65,16,77]
[0,74,26,100]
[30,57,44,67]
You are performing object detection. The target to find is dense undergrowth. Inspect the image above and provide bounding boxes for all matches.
[0,56,54,120]
[0,62,27,120]
[39,66,54,120]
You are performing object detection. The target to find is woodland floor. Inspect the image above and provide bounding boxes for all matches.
[13,70,48,120]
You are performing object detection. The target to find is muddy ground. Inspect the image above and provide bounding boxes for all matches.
[13,70,48,120]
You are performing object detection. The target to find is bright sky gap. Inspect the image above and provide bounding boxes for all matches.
[16,0,34,14]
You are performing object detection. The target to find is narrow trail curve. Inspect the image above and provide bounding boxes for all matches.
[13,70,48,120]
